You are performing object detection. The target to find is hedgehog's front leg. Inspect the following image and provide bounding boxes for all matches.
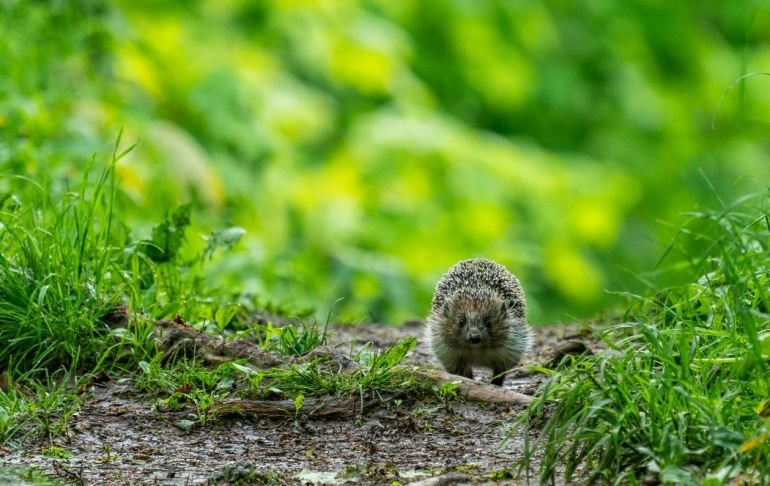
[491,367,507,386]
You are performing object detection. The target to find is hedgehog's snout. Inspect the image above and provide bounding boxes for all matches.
[463,319,487,345]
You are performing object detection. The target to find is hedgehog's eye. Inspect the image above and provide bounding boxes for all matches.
[457,316,466,328]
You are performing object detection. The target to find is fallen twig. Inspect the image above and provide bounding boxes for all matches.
[153,318,533,409]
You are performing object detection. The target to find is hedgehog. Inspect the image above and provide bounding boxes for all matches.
[425,258,531,386]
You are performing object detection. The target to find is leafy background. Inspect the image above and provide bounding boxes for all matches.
[2,0,769,324]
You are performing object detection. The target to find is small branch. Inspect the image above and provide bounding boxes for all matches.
[152,318,533,408]
[413,369,533,406]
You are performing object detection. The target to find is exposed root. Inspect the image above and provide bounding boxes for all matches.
[154,318,286,368]
[153,318,533,409]
[413,369,533,405]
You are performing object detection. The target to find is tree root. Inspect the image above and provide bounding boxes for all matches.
[413,369,533,405]
[152,318,533,410]
[154,318,286,368]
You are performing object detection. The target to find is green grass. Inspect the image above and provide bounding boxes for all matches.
[0,136,421,445]
[0,137,247,444]
[0,374,81,447]
[516,191,770,484]
[0,140,134,375]
[258,337,419,398]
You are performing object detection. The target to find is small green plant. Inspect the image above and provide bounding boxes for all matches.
[293,393,305,421]
[356,337,417,391]
[101,443,118,462]
[247,320,330,356]
[10,466,58,485]
[0,390,24,444]
[40,446,72,459]
[121,198,246,333]
[0,376,82,445]
[435,380,461,402]
[134,354,176,394]
[272,321,329,355]
[245,313,331,356]
[135,356,243,407]
[191,389,219,425]
[28,379,81,444]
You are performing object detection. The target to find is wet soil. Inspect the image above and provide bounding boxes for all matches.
[1,322,590,485]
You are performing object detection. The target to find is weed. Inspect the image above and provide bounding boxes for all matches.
[98,442,119,463]
[232,305,333,356]
[121,200,248,328]
[435,380,461,403]
[241,319,330,356]
[41,446,72,459]
[293,394,305,422]
[0,388,24,444]
[6,466,58,485]
[272,320,329,356]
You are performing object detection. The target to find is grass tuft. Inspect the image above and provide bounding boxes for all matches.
[0,373,82,445]
[516,191,770,483]
[0,140,131,375]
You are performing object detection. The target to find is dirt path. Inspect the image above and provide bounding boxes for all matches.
[1,322,584,485]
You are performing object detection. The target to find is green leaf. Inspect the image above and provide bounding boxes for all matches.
[139,203,193,262]
[138,361,151,374]
[294,394,305,415]
[757,400,770,419]
[175,419,196,431]
[659,465,696,483]
[377,337,416,368]
[217,376,235,389]
[171,203,192,228]
[232,363,257,375]
[710,426,743,450]
[214,303,241,330]
[759,332,770,358]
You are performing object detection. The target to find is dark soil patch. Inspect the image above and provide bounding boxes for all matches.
[1,322,590,485]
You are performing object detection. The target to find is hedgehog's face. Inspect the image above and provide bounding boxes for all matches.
[443,293,508,346]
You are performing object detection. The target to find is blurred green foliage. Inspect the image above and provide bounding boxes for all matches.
[2,0,770,323]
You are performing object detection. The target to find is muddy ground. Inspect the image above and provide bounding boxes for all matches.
[1,322,589,485]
